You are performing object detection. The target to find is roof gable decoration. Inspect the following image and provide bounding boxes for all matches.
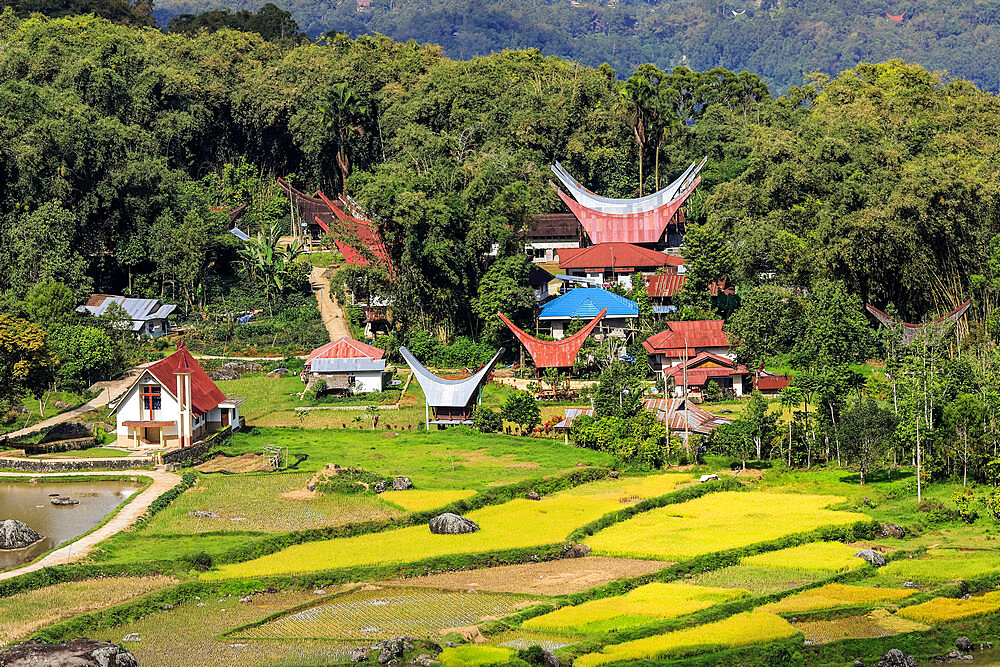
[498,308,606,368]
[399,347,503,408]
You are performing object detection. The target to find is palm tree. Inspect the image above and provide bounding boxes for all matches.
[318,82,367,192]
[619,74,655,196]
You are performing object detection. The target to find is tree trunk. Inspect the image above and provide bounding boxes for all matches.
[830,402,841,467]
[963,429,968,487]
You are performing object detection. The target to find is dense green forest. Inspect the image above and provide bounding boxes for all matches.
[145,0,1000,93]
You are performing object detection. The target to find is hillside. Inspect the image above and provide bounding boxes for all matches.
[149,0,1000,92]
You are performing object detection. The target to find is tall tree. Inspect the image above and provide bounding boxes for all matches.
[842,399,898,485]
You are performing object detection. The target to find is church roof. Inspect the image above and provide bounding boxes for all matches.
[538,288,638,320]
[498,308,605,368]
[306,337,385,365]
[399,347,502,408]
[114,344,226,417]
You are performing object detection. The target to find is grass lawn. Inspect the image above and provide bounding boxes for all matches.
[40,447,131,458]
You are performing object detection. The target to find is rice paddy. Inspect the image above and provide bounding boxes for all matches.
[739,541,867,573]
[438,645,514,667]
[877,548,1000,585]
[523,583,748,635]
[235,587,536,640]
[682,564,827,596]
[792,608,928,644]
[586,492,864,561]
[380,489,477,512]
[897,591,1000,624]
[574,610,800,667]
[760,584,916,614]
[205,474,690,580]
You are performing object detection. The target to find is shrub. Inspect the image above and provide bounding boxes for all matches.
[472,406,502,434]
[953,488,977,523]
[501,391,540,432]
[917,499,961,524]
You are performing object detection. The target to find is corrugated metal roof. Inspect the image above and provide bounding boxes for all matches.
[661,351,749,385]
[646,274,686,298]
[310,358,386,373]
[307,337,385,364]
[558,243,683,271]
[77,296,176,325]
[538,287,638,320]
[643,321,730,355]
[399,347,502,408]
[642,397,730,435]
[554,407,593,429]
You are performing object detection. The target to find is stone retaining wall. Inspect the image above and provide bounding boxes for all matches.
[0,457,152,472]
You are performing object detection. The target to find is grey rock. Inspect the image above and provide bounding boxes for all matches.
[265,586,278,594]
[876,649,918,667]
[314,589,325,595]
[562,543,591,558]
[608,470,619,478]
[122,634,140,642]
[267,367,289,378]
[526,491,541,501]
[445,642,459,648]
[981,642,994,650]
[903,581,918,588]
[161,603,174,610]
[0,520,42,550]
[221,361,264,373]
[197,602,205,607]
[188,510,220,518]
[882,523,906,539]
[53,400,72,410]
[429,513,479,534]
[392,476,413,491]
[374,481,387,494]
[351,649,370,662]
[413,654,440,667]
[542,650,560,667]
[307,482,316,492]
[239,596,251,603]
[50,496,80,506]
[855,549,887,567]
[956,637,973,652]
[854,661,864,667]
[0,639,140,667]
[208,368,241,381]
[683,573,693,579]
[378,649,394,664]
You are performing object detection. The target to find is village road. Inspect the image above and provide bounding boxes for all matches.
[311,265,351,341]
[0,468,181,581]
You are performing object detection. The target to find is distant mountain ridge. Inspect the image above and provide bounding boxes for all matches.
[151,0,1000,91]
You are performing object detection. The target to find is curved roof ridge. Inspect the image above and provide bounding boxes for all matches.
[498,308,605,368]
[399,347,503,407]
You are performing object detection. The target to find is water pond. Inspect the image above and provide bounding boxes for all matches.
[0,479,140,569]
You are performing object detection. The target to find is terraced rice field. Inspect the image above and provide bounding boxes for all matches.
[143,472,403,534]
[897,591,1000,624]
[682,565,827,595]
[439,645,514,667]
[793,609,928,644]
[586,492,864,561]
[523,583,748,635]
[761,584,915,614]
[488,630,580,652]
[236,587,536,640]
[739,541,867,573]
[380,489,477,512]
[206,474,692,580]
[877,548,1000,585]
[574,610,799,667]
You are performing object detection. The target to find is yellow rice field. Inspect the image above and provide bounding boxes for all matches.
[761,584,916,614]
[792,608,928,644]
[740,542,866,573]
[380,489,477,512]
[206,474,692,580]
[523,583,748,635]
[898,591,1000,624]
[586,492,863,561]
[574,610,799,667]
[439,645,513,667]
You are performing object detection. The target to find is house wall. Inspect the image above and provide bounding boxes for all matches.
[652,347,732,369]
[143,318,170,338]
[526,239,581,263]
[115,374,180,444]
[314,370,384,393]
[547,317,633,340]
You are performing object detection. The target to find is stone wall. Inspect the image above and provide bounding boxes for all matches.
[161,428,232,465]
[0,457,152,472]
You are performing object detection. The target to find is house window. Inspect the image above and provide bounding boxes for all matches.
[140,385,161,419]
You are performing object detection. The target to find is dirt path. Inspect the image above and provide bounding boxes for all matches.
[0,469,181,581]
[311,265,351,341]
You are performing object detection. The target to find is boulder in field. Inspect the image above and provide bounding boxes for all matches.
[429,513,478,534]
[876,649,916,667]
[0,639,139,666]
[373,481,387,494]
[855,549,886,567]
[0,520,42,550]
[526,491,541,501]
[882,523,906,539]
[392,476,413,491]
[50,496,80,506]
[955,637,974,652]
[267,367,289,378]
[53,401,72,410]
[562,543,591,558]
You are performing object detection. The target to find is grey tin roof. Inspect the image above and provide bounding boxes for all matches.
[399,347,502,408]
[77,297,177,327]
[310,357,386,373]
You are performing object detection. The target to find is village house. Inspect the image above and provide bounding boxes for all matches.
[111,343,243,450]
[557,243,684,288]
[642,320,732,371]
[76,295,177,338]
[660,351,750,398]
[305,337,389,394]
[537,287,638,339]
[400,347,502,428]
[524,213,584,263]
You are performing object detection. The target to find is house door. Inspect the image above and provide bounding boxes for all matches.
[145,427,160,444]
[221,410,230,427]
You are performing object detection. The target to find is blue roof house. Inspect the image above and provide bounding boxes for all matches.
[538,287,638,340]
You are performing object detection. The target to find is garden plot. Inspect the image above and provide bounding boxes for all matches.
[139,472,403,534]
[586,492,864,561]
[898,590,1000,624]
[760,584,915,614]
[383,557,667,595]
[0,576,176,644]
[793,608,927,644]
[206,474,690,580]
[523,582,748,635]
[235,587,536,640]
[574,610,800,667]
[91,590,357,667]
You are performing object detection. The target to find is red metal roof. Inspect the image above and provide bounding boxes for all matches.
[646,274,686,298]
[642,397,731,434]
[558,243,683,271]
[498,308,606,368]
[757,373,792,391]
[306,337,385,365]
[145,344,226,416]
[643,321,730,356]
[661,351,748,385]
[553,177,699,244]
